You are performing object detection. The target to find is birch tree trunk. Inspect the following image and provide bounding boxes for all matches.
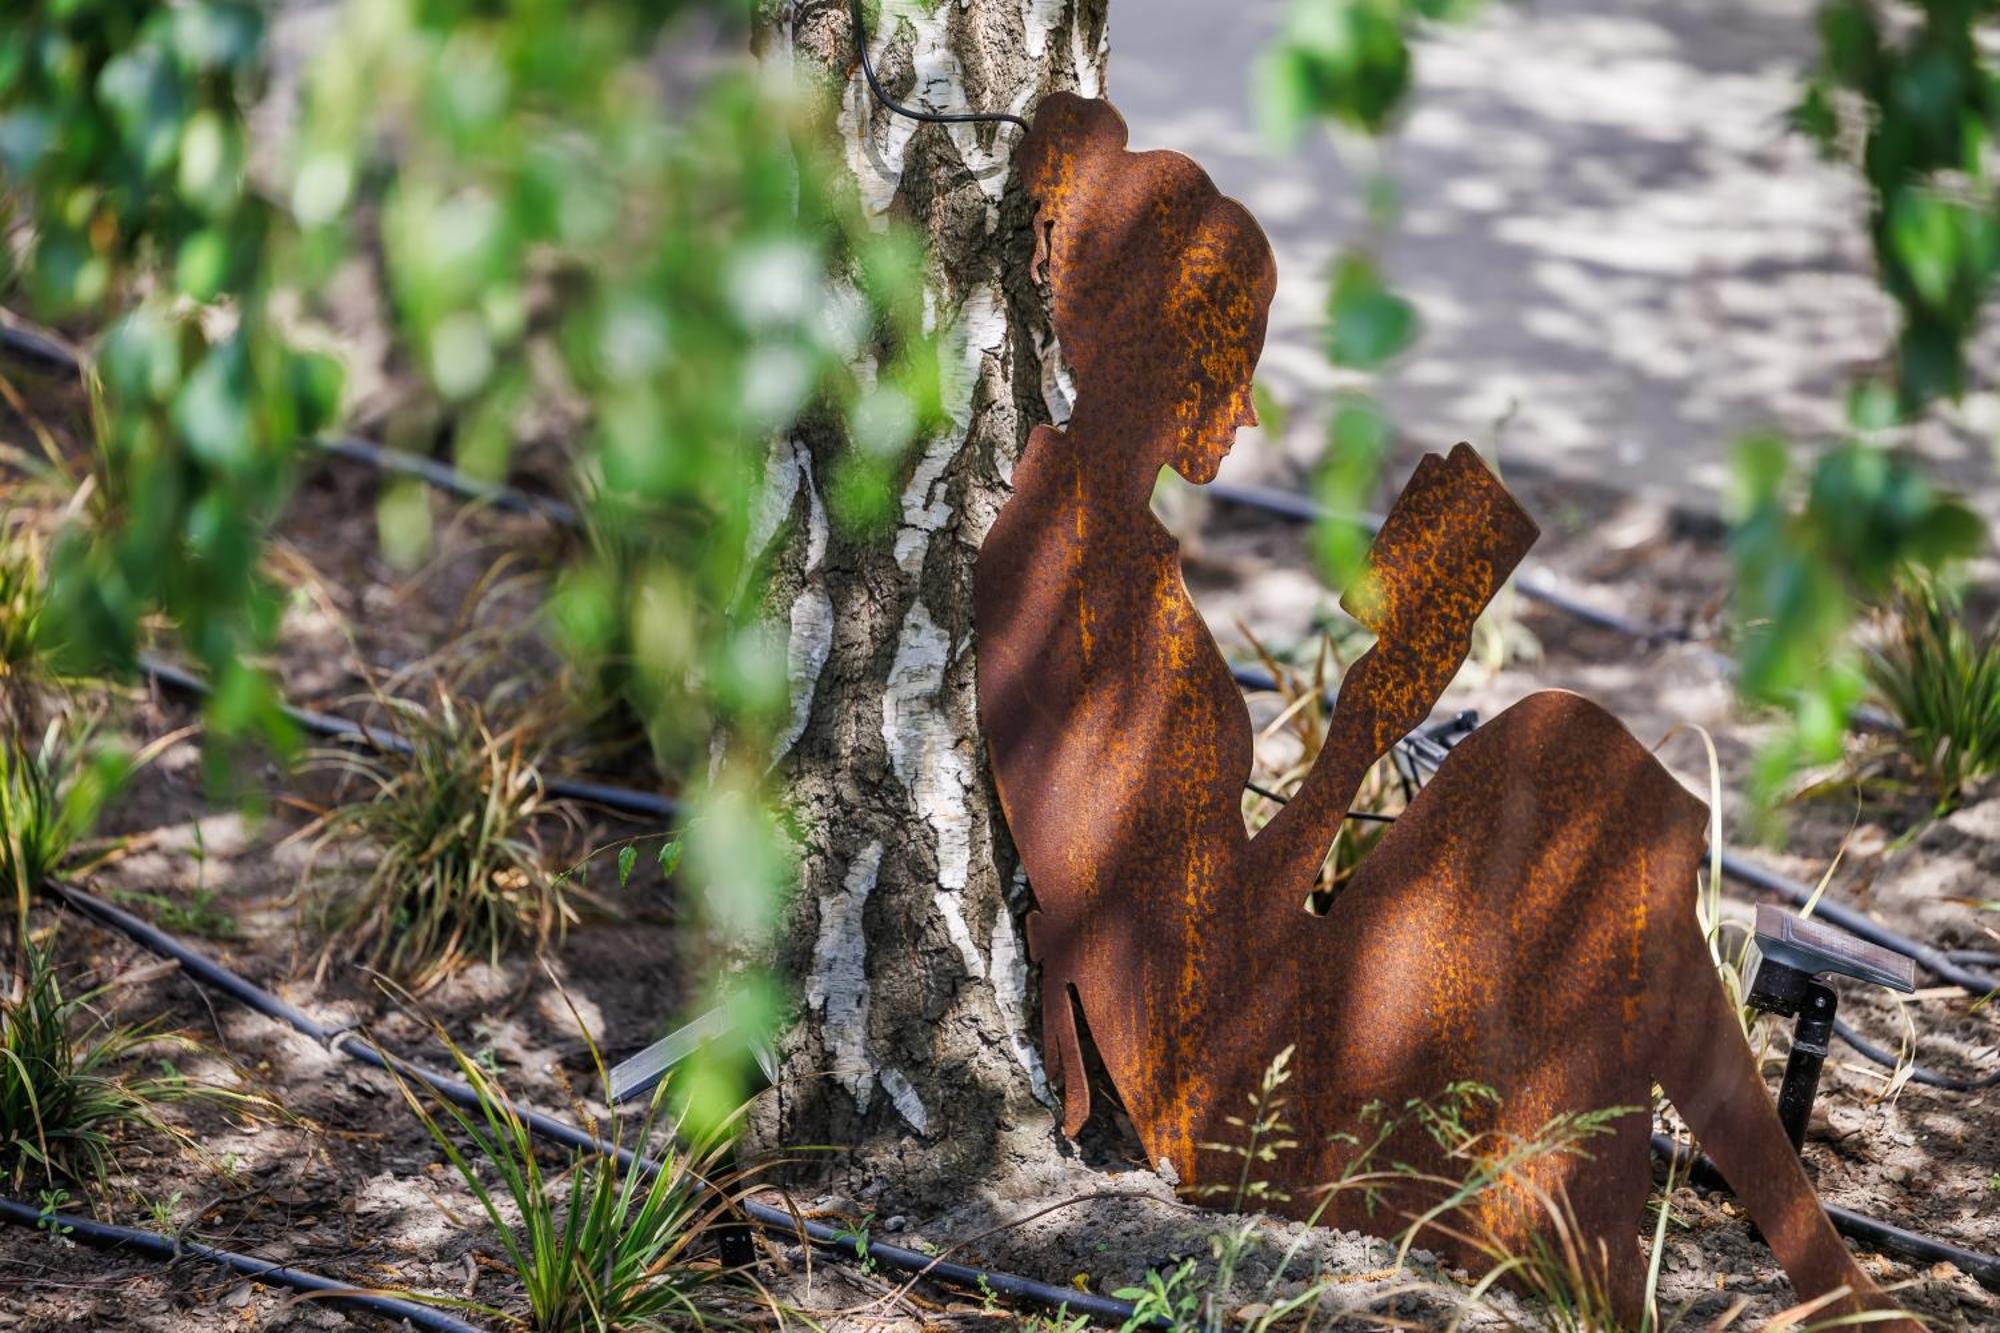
[749,0,1107,1191]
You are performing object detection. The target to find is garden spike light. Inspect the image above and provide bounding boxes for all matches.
[1743,905,1918,1151]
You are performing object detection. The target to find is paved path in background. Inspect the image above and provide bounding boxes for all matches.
[1110,0,1998,517]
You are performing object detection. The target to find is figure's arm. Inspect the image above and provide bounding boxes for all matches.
[1246,444,1537,901]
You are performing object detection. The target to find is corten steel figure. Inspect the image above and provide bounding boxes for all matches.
[975,92,1906,1324]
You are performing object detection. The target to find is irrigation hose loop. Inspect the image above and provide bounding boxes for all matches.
[0,1196,485,1333]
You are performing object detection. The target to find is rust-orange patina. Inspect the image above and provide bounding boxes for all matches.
[975,91,1907,1325]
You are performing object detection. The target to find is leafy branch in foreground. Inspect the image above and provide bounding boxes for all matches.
[2,1,340,774]
[1730,433,1983,821]
[1730,0,2000,818]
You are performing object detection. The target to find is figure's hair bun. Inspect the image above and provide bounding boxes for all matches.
[1017,92,1277,462]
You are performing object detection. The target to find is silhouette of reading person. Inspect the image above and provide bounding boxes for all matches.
[975,92,1905,1326]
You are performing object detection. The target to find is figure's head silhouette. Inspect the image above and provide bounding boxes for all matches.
[1020,92,1278,485]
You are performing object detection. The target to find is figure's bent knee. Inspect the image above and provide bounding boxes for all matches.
[1486,690,1709,829]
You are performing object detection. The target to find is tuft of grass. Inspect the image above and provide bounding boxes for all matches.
[0,932,207,1189]
[1865,577,2000,807]
[391,1005,763,1330]
[0,523,51,715]
[1,716,126,970]
[302,689,582,990]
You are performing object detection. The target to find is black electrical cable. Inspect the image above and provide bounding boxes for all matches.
[314,434,580,528]
[1648,1133,2000,1289]
[847,0,1030,133]
[43,880,1153,1328]
[137,655,680,824]
[1243,779,1396,822]
[0,1194,485,1332]
[1829,1019,2000,1092]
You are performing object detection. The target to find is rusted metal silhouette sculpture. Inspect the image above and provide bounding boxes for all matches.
[976,92,1907,1325]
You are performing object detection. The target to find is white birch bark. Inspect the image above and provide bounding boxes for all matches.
[749,0,1106,1175]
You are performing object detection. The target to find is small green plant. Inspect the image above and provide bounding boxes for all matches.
[301,689,583,989]
[1,716,126,971]
[392,1009,761,1330]
[0,933,212,1189]
[35,1187,72,1242]
[1199,1044,1300,1213]
[146,1188,184,1230]
[109,886,237,940]
[831,1209,877,1276]
[1864,577,2000,807]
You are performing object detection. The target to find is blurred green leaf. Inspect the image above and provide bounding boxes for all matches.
[1326,252,1417,369]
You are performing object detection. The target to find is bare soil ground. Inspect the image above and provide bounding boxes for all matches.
[1,360,1995,1330]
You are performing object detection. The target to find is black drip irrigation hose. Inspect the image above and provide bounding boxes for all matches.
[1648,1133,2000,1288]
[1713,850,1999,1000]
[43,881,1151,1328]
[1205,481,1717,658]
[0,1195,484,1333]
[1205,478,1915,734]
[137,655,679,824]
[0,316,81,378]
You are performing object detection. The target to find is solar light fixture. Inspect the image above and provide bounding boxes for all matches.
[1742,905,1918,1151]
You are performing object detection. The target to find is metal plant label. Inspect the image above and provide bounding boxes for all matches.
[974,92,1900,1324]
